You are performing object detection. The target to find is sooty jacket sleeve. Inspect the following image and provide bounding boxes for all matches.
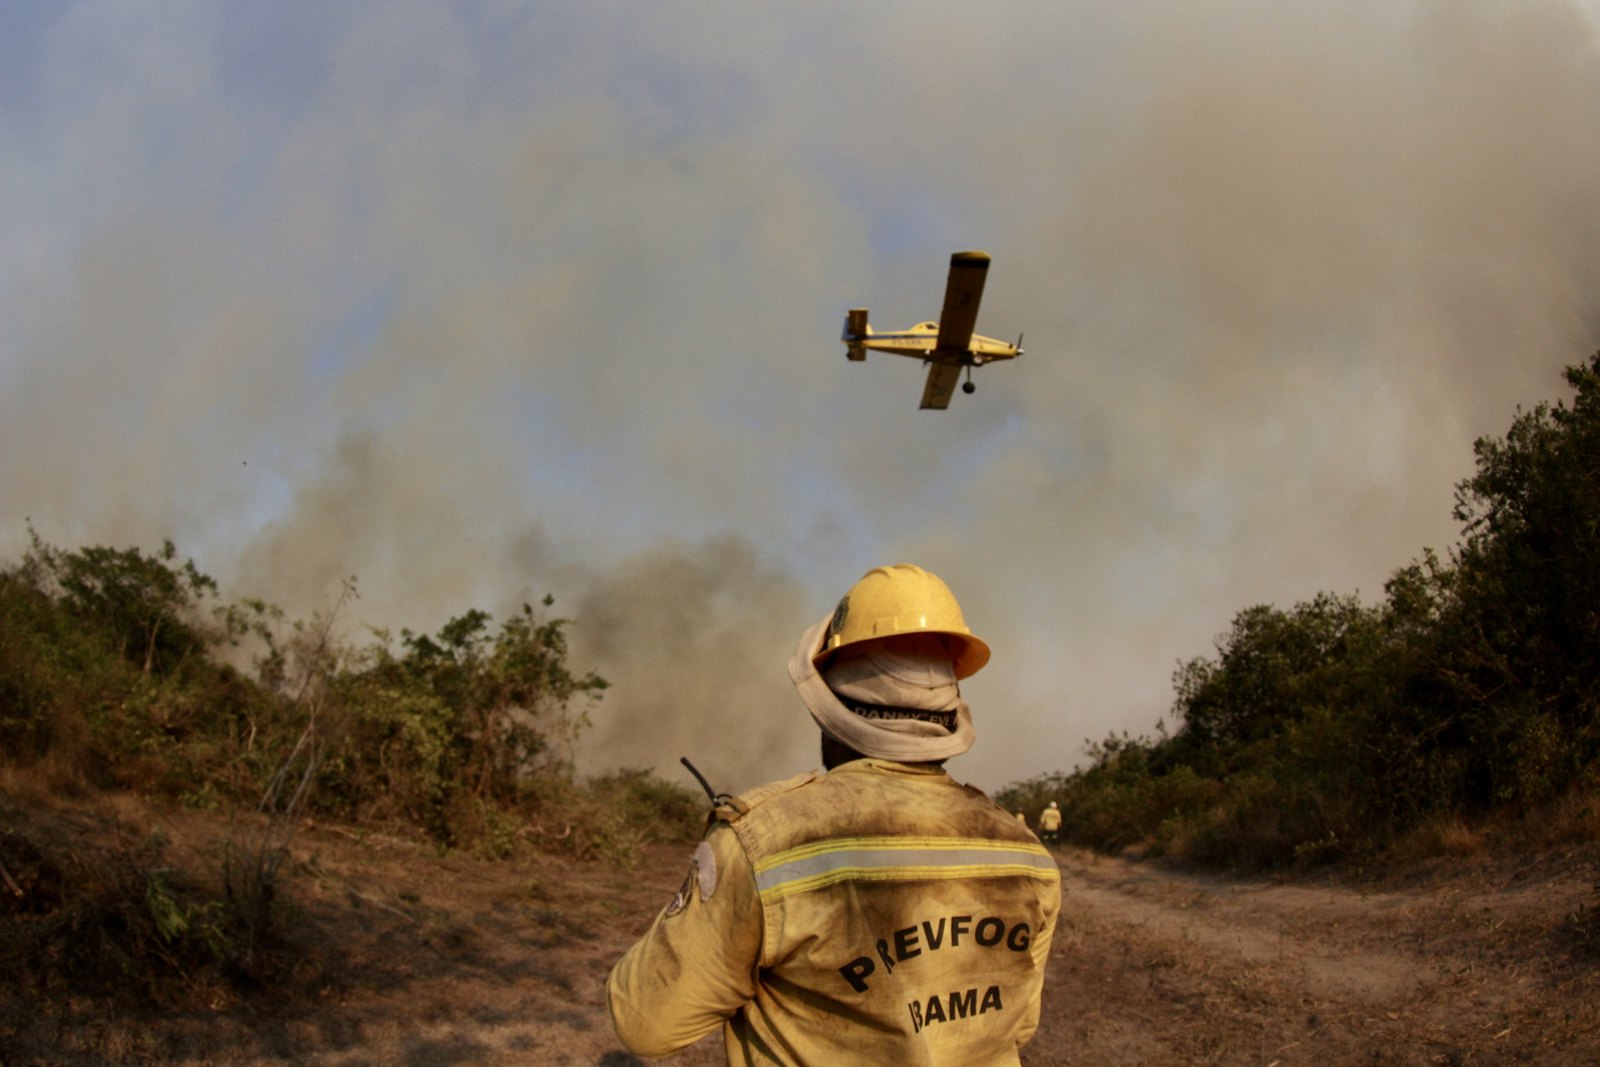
[606,824,762,1057]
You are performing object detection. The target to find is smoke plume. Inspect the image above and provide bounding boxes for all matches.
[4,2,1600,791]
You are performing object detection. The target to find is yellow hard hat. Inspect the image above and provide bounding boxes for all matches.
[814,563,990,680]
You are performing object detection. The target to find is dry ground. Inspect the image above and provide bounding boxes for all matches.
[2,792,1597,1066]
[1030,845,1599,1065]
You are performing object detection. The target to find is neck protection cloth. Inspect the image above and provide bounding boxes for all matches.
[788,614,976,762]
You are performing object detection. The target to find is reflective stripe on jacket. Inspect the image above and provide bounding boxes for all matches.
[607,759,1061,1065]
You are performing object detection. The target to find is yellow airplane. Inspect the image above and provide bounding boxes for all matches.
[841,251,1023,410]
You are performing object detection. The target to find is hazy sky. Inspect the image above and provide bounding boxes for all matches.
[5,2,1600,793]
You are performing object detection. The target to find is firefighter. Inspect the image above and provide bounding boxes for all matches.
[1037,801,1061,844]
[608,564,1061,1065]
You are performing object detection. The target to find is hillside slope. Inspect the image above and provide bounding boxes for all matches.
[3,793,1596,1065]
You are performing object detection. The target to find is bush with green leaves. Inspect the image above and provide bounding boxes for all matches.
[305,601,610,846]
[0,530,641,858]
[1007,353,1600,869]
[0,533,280,794]
[0,825,243,1007]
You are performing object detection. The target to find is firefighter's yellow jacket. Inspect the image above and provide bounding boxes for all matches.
[607,758,1061,1065]
[1037,807,1061,833]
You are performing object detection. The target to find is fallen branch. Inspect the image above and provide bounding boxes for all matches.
[0,855,23,898]
[344,887,420,925]
[317,823,416,851]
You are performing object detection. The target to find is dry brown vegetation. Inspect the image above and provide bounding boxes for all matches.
[3,774,1597,1066]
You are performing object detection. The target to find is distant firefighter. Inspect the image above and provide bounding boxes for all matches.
[608,563,1060,1064]
[1015,810,1028,826]
[1038,801,1061,844]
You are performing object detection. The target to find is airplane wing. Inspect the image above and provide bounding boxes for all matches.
[934,251,991,352]
[919,362,962,410]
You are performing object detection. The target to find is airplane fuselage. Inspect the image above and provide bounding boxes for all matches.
[853,322,1020,366]
[840,251,1025,408]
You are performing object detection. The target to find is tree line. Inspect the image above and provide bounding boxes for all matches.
[1000,353,1600,869]
[0,531,699,860]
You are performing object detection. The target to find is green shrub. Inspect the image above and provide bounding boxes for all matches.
[0,825,244,1007]
[1002,354,1600,869]
[0,533,628,869]
[586,768,704,843]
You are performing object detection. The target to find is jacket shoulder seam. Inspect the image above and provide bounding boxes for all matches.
[712,769,821,824]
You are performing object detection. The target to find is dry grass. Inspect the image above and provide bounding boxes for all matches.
[0,783,719,1066]
[1384,814,1488,866]
[5,767,1597,1066]
[1030,840,1600,1065]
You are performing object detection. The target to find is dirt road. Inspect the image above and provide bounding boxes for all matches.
[1028,846,1599,1065]
[3,802,1597,1065]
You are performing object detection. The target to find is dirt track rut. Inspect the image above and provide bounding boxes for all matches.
[1025,847,1599,1065]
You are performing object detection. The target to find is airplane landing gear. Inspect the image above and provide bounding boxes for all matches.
[962,381,976,395]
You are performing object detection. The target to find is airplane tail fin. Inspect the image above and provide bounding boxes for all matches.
[843,308,870,361]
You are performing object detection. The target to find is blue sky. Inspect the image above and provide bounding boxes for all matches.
[5,2,1600,791]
